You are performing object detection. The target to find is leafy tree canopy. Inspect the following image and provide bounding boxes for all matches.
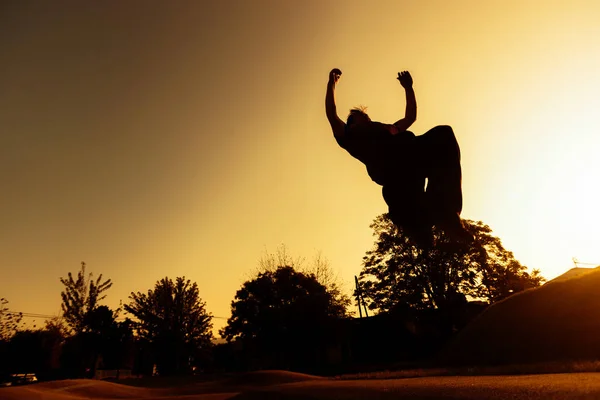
[60,262,112,333]
[359,214,544,313]
[256,244,352,316]
[125,277,213,375]
[0,298,23,341]
[222,266,347,343]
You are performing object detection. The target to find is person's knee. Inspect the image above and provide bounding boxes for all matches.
[432,125,456,142]
[434,125,453,132]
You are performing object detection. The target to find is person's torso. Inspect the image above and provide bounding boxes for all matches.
[338,121,416,185]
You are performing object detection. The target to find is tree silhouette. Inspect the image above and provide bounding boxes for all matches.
[6,327,65,380]
[125,277,213,376]
[81,306,134,374]
[359,214,544,313]
[222,266,347,370]
[0,298,23,341]
[60,262,113,333]
[257,245,352,315]
[44,316,69,340]
[84,306,116,336]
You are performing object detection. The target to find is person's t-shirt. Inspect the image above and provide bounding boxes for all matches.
[335,121,415,186]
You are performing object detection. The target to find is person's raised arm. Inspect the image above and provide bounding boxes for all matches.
[325,68,346,138]
[393,71,417,132]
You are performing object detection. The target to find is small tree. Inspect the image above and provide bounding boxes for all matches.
[80,306,134,374]
[222,266,347,370]
[257,245,352,316]
[44,316,69,340]
[0,298,23,341]
[7,327,65,380]
[60,262,113,333]
[125,277,213,376]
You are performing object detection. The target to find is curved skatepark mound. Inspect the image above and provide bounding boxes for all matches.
[221,370,324,387]
[0,379,155,400]
[442,266,600,366]
[0,371,324,400]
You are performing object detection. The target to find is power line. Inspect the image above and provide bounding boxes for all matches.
[572,258,599,267]
[5,310,228,320]
[4,312,57,319]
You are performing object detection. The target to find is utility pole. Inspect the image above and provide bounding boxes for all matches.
[354,276,369,318]
[572,257,599,268]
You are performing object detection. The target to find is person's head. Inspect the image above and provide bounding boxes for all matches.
[346,107,370,129]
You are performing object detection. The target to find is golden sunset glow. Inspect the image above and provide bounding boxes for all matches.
[1,1,600,335]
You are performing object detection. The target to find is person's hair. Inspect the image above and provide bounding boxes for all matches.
[346,106,369,125]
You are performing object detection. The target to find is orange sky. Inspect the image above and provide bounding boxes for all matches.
[1,0,599,334]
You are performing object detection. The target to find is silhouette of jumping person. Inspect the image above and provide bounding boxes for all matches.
[325,68,470,248]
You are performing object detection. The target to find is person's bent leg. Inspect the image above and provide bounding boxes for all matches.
[382,184,433,249]
[416,125,470,242]
[418,125,462,215]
